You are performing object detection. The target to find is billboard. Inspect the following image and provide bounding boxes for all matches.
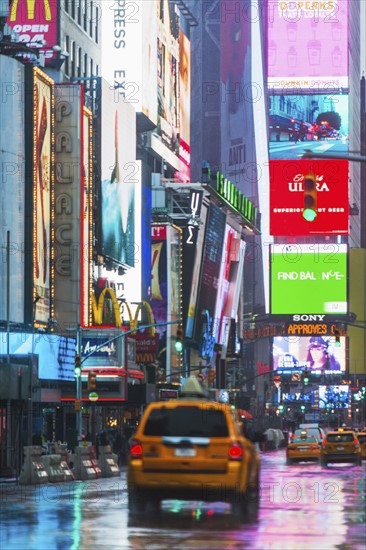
[100,79,139,269]
[54,84,83,328]
[0,57,25,324]
[7,0,59,64]
[273,335,346,373]
[151,224,168,368]
[318,385,350,408]
[220,0,256,189]
[32,68,54,324]
[269,92,349,160]
[270,244,348,314]
[0,332,76,381]
[178,29,191,182]
[267,0,349,91]
[100,0,158,126]
[269,159,349,235]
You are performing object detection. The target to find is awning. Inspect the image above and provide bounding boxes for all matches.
[238,409,253,420]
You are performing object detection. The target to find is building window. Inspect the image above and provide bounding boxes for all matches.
[83,0,87,31]
[71,0,75,19]
[71,40,76,77]
[78,47,82,77]
[84,53,88,77]
[65,35,70,76]
[78,0,82,26]
[89,2,93,37]
[90,58,94,76]
[95,6,99,43]
[64,0,69,12]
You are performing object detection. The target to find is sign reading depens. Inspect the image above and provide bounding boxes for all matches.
[271,244,348,315]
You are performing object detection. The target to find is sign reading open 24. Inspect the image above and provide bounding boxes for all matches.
[270,243,348,315]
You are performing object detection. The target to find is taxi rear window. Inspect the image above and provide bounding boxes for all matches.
[293,437,317,443]
[357,434,366,442]
[143,406,229,437]
[327,433,354,443]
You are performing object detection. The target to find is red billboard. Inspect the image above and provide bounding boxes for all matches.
[269,159,349,236]
[7,0,59,64]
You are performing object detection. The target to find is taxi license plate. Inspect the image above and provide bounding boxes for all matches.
[175,448,196,457]
[299,448,307,452]
[337,446,344,451]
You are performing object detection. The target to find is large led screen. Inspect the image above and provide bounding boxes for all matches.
[269,92,349,160]
[273,335,346,373]
[318,385,350,409]
[270,159,349,235]
[270,244,348,314]
[267,0,348,91]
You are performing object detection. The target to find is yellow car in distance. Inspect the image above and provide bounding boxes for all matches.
[321,430,362,466]
[357,431,366,460]
[286,434,321,465]
[127,377,260,518]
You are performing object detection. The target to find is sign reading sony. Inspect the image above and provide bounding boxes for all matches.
[270,244,348,315]
[209,171,260,233]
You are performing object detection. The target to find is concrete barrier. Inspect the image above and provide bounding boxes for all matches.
[98,446,120,477]
[74,445,101,480]
[41,454,74,482]
[19,446,49,485]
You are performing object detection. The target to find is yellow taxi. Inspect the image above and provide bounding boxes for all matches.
[321,430,362,466]
[127,377,260,517]
[286,432,320,465]
[357,431,366,460]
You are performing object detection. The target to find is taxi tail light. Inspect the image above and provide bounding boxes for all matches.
[287,445,296,451]
[228,442,244,460]
[130,439,143,459]
[311,445,320,450]
[354,437,359,445]
[322,438,327,445]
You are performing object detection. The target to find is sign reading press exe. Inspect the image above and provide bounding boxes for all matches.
[270,244,348,315]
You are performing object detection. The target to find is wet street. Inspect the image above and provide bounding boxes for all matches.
[1,450,365,549]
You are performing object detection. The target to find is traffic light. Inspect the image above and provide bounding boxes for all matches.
[303,173,317,221]
[302,369,309,386]
[174,327,184,353]
[88,371,97,391]
[209,369,215,385]
[74,354,81,377]
[278,403,284,413]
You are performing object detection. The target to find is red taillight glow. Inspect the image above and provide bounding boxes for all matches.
[130,440,143,459]
[323,439,327,445]
[354,438,359,445]
[311,445,320,450]
[229,443,243,460]
[287,445,296,451]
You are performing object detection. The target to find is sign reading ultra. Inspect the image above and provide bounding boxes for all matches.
[270,243,348,315]
[270,160,349,236]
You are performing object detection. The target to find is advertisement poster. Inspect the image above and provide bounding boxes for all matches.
[270,243,348,314]
[269,159,349,235]
[273,335,346,373]
[268,0,348,91]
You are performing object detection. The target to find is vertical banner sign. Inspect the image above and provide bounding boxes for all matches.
[151,224,168,370]
[54,84,83,328]
[81,107,93,327]
[178,29,191,182]
[169,225,183,375]
[33,68,54,324]
[194,204,226,347]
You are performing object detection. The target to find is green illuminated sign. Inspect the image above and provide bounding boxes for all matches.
[208,171,260,233]
[271,244,348,315]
